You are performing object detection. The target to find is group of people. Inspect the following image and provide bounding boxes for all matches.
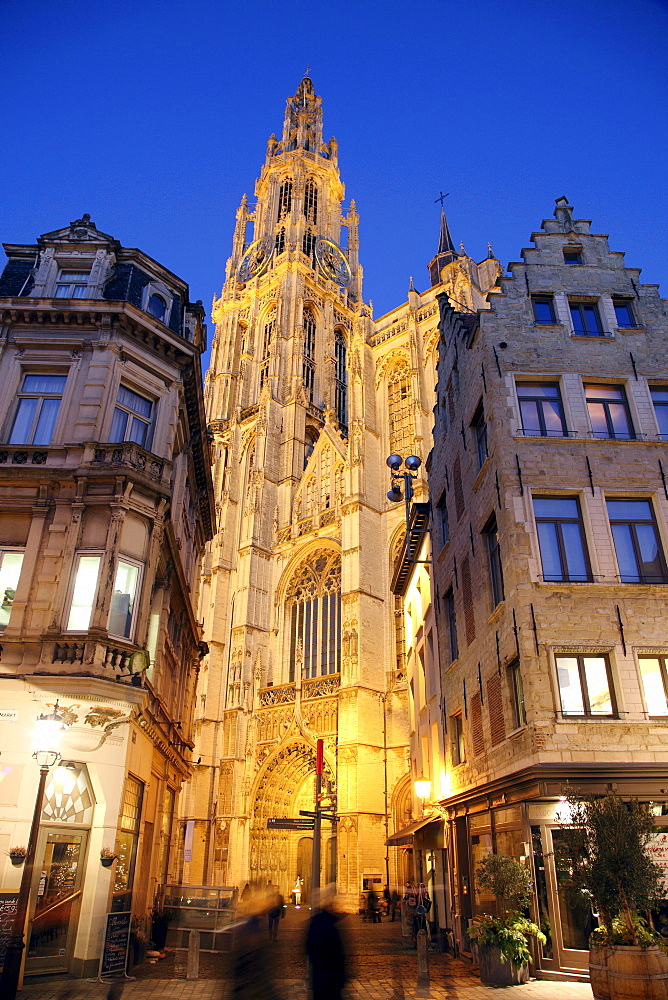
[360,886,401,922]
[238,881,286,940]
[402,881,432,946]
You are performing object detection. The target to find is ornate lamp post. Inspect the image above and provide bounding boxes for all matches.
[0,702,66,1000]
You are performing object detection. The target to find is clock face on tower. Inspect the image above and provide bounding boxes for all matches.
[315,237,352,288]
[237,237,274,283]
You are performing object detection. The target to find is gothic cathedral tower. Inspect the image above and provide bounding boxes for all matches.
[183,77,500,906]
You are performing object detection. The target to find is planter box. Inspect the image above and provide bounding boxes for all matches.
[589,945,610,1000]
[607,944,668,1000]
[478,943,529,987]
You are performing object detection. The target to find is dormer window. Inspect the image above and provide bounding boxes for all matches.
[563,247,583,265]
[55,271,90,298]
[147,293,167,322]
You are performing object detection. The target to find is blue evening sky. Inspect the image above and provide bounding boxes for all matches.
[2,0,667,361]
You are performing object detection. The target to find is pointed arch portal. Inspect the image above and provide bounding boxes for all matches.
[249,740,335,896]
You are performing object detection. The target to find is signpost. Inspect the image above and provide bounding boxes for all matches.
[267,817,315,831]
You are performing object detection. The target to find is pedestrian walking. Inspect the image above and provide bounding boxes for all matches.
[267,884,285,941]
[390,888,400,921]
[231,885,280,1000]
[366,887,381,923]
[306,885,348,1000]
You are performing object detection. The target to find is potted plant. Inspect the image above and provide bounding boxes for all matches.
[558,792,668,1000]
[7,846,27,866]
[100,847,117,867]
[468,853,545,986]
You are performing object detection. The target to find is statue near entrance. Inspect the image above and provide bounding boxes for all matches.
[292,875,304,905]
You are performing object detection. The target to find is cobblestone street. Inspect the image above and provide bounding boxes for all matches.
[19,906,592,1000]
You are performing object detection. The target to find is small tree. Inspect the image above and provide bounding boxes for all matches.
[476,853,532,917]
[469,854,545,967]
[558,792,666,944]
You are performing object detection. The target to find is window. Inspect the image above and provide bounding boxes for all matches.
[517,382,566,437]
[508,659,526,728]
[533,496,590,582]
[275,227,285,256]
[436,493,449,548]
[0,550,24,632]
[113,775,144,912]
[110,386,153,447]
[387,363,414,456]
[66,554,102,630]
[613,298,636,328]
[9,373,67,445]
[260,314,275,389]
[334,329,347,431]
[585,383,634,439]
[277,179,292,222]
[484,515,504,606]
[532,297,556,324]
[563,248,582,265]
[638,655,668,716]
[606,498,668,584]
[555,653,616,716]
[471,402,488,468]
[445,588,458,663]
[108,558,142,639]
[451,714,465,766]
[570,300,603,336]
[55,270,89,298]
[650,387,668,438]
[302,228,316,264]
[287,550,341,680]
[303,179,318,225]
[147,293,166,322]
[302,307,316,402]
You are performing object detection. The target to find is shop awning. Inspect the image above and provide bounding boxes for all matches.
[385,815,441,847]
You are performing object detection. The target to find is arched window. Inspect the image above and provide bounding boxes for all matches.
[275,227,286,256]
[335,329,348,433]
[260,313,275,389]
[278,179,292,222]
[387,362,415,456]
[303,180,318,225]
[302,307,316,402]
[147,293,166,322]
[286,550,341,681]
[302,228,316,265]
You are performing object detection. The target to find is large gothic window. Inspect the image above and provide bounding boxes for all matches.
[387,362,415,456]
[302,307,316,402]
[335,328,348,433]
[303,180,318,225]
[287,550,341,681]
[278,179,292,222]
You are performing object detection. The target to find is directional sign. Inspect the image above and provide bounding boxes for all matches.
[300,809,340,822]
[267,817,315,831]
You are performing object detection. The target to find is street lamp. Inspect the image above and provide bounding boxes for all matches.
[0,702,67,1000]
[386,454,430,563]
[414,776,432,801]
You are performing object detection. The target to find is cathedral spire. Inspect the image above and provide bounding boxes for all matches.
[280,75,323,154]
[428,202,458,286]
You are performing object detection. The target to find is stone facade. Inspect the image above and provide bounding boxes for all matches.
[184,78,501,909]
[0,215,214,978]
[430,197,668,976]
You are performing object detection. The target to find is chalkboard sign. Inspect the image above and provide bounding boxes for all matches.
[0,894,19,969]
[99,911,131,978]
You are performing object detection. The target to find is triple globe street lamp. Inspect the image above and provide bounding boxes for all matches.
[0,701,67,1000]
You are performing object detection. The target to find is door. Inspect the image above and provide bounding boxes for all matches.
[538,826,595,973]
[25,829,87,975]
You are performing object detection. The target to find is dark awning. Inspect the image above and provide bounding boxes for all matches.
[385,815,442,847]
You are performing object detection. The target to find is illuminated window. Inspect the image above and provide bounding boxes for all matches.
[638,655,668,716]
[277,179,292,222]
[517,382,567,437]
[113,775,144,912]
[556,653,616,717]
[387,363,414,456]
[335,329,347,432]
[10,373,67,445]
[0,550,24,632]
[303,179,318,225]
[55,271,90,298]
[109,385,153,448]
[66,553,102,631]
[108,558,142,639]
[585,383,634,439]
[286,550,341,680]
[302,307,316,402]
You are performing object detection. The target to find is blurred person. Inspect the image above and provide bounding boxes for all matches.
[231,884,280,1000]
[268,884,285,942]
[366,887,381,923]
[390,888,400,922]
[306,885,348,1000]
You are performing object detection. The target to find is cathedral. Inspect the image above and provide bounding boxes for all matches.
[182,76,500,907]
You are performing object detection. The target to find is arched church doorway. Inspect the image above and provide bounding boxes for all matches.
[249,740,335,897]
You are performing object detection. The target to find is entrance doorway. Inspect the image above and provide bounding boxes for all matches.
[296,836,312,902]
[26,829,88,975]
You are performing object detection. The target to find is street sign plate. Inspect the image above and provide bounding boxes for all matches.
[267,817,315,830]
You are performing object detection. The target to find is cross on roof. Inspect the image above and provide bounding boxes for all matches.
[434,191,449,207]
